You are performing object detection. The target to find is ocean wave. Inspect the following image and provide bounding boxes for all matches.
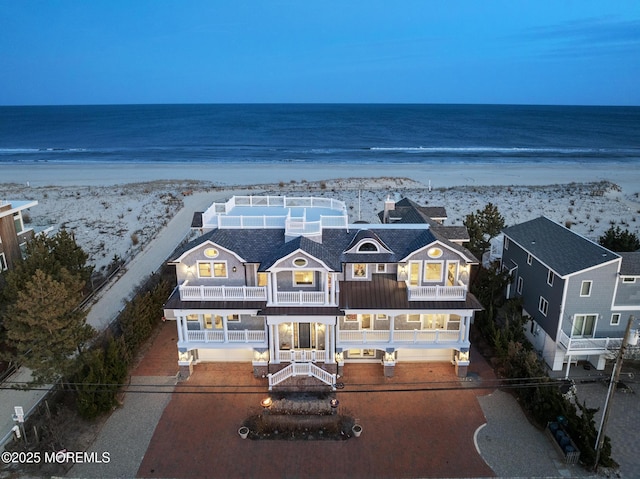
[368,146,639,155]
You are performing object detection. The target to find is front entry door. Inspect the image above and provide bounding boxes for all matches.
[295,323,312,349]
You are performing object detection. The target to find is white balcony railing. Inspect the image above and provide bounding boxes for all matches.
[338,330,391,343]
[185,329,267,344]
[179,284,267,301]
[278,349,327,362]
[268,362,336,390]
[407,284,467,301]
[558,330,623,354]
[275,290,326,305]
[338,329,463,345]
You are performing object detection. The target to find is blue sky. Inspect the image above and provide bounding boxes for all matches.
[1,1,639,105]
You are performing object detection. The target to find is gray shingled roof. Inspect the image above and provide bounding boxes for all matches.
[170,224,473,272]
[377,198,447,226]
[620,251,640,276]
[502,217,620,276]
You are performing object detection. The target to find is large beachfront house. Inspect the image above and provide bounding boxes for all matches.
[163,195,481,390]
[501,217,640,377]
[0,200,38,273]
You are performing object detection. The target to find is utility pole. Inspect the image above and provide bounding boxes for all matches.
[593,315,635,471]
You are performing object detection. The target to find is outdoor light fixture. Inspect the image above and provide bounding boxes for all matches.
[260,397,272,408]
[232,266,237,273]
[330,398,339,408]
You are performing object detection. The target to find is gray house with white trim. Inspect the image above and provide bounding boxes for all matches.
[164,195,481,390]
[501,217,640,376]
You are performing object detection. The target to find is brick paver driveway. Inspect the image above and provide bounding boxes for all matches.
[138,358,496,479]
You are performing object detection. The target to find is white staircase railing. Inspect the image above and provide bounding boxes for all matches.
[267,362,336,390]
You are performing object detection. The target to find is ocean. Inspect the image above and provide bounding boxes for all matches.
[1,104,639,167]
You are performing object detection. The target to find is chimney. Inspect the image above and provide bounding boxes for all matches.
[383,196,395,224]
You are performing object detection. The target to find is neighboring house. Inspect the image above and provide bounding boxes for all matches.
[164,195,481,390]
[0,200,38,273]
[501,216,640,377]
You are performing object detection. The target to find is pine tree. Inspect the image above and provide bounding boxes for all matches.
[463,202,506,259]
[3,269,94,384]
[598,225,640,252]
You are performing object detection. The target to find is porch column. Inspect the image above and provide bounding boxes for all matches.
[266,273,273,304]
[176,316,184,343]
[330,273,336,305]
[324,324,330,361]
[463,316,471,343]
[271,273,278,304]
[325,272,330,305]
[565,354,572,379]
[390,314,395,342]
[272,324,280,363]
[182,316,189,342]
[223,316,229,343]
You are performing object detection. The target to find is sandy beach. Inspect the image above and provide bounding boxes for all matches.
[2,162,640,273]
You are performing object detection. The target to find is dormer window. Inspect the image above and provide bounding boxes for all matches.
[358,241,379,253]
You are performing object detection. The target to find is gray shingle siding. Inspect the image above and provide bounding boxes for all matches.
[503,240,565,340]
[562,263,623,338]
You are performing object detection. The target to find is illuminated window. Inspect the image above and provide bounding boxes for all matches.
[257,272,268,286]
[213,262,227,277]
[198,261,227,278]
[427,247,443,258]
[293,271,314,286]
[352,263,368,278]
[227,314,240,322]
[424,262,443,281]
[198,262,212,277]
[204,247,219,258]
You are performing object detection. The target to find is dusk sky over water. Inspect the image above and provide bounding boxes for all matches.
[1,1,639,106]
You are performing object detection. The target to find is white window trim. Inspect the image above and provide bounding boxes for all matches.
[622,277,636,283]
[610,313,621,326]
[423,261,444,282]
[547,270,554,286]
[0,252,7,272]
[538,296,548,317]
[517,276,523,294]
[292,270,315,287]
[352,263,369,279]
[357,241,380,253]
[376,263,387,273]
[527,254,532,265]
[580,280,592,297]
[504,237,509,250]
[197,260,228,278]
[292,257,308,267]
[572,313,597,338]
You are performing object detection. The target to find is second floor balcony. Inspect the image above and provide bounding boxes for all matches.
[558,330,623,355]
[407,282,467,301]
[179,281,267,301]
